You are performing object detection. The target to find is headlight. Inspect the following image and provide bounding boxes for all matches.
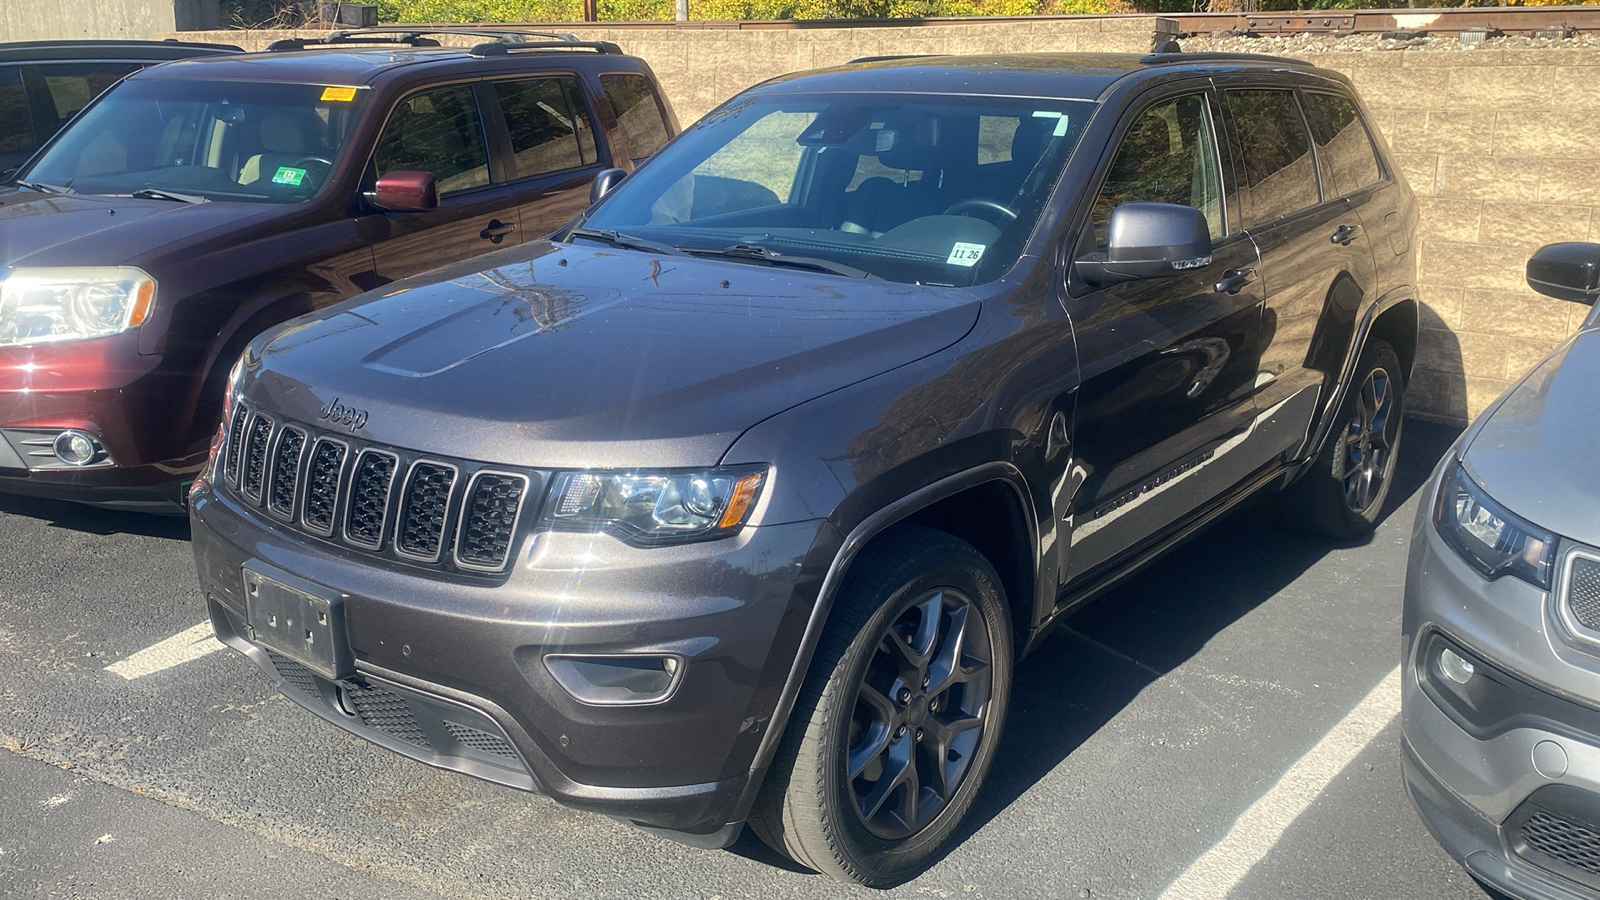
[545,468,766,545]
[0,266,157,348]
[1434,461,1556,589]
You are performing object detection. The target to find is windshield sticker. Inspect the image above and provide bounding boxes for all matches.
[1031,111,1071,137]
[271,166,307,186]
[320,86,358,102]
[947,242,986,267]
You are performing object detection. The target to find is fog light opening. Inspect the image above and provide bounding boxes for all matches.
[52,429,105,467]
[544,654,684,705]
[1439,647,1476,685]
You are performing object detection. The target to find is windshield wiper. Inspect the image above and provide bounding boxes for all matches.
[130,187,208,204]
[567,227,684,256]
[14,180,73,195]
[684,243,881,281]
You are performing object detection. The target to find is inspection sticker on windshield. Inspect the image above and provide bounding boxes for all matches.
[947,242,986,267]
[320,85,358,102]
[271,167,307,186]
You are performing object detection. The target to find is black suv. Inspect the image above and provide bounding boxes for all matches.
[191,51,1417,885]
[0,29,674,511]
[0,39,241,177]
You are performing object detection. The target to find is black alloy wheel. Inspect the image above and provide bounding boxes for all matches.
[847,587,994,840]
[1341,365,1397,515]
[750,527,1013,887]
[1278,338,1405,540]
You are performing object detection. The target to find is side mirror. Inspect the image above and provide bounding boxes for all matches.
[1075,202,1213,289]
[371,170,438,212]
[590,168,627,204]
[1527,242,1600,304]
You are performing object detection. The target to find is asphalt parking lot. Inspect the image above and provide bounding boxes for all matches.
[0,419,1499,900]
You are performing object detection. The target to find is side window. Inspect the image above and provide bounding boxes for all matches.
[600,74,670,162]
[493,76,596,180]
[1091,93,1224,248]
[372,85,491,195]
[1303,92,1382,198]
[0,67,32,155]
[1224,89,1320,226]
[38,63,140,125]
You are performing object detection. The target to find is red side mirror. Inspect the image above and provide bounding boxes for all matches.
[372,170,438,212]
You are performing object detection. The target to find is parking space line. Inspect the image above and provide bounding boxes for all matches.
[105,622,223,680]
[1156,665,1401,900]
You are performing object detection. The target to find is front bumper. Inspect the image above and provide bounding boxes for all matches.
[191,481,828,839]
[1402,502,1600,899]
[0,333,202,508]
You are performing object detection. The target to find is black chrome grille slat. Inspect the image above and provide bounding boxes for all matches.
[240,414,274,502]
[301,439,349,536]
[267,427,307,519]
[224,411,530,574]
[343,449,398,549]
[224,405,249,484]
[456,472,528,571]
[396,461,457,561]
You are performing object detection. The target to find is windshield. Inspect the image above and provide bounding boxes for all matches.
[19,79,369,203]
[580,92,1096,286]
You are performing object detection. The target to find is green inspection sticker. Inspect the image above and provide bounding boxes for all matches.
[271,166,307,186]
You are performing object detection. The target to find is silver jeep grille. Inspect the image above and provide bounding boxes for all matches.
[220,404,535,574]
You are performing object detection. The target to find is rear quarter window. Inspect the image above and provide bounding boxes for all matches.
[600,74,670,162]
[1225,89,1320,226]
[1303,91,1383,197]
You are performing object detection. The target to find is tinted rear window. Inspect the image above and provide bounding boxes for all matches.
[0,67,31,155]
[1225,89,1320,226]
[39,62,140,124]
[493,76,597,179]
[601,74,670,161]
[1303,92,1382,197]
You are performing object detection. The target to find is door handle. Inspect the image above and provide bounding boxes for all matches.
[1329,223,1360,245]
[1213,267,1254,295]
[480,219,516,244]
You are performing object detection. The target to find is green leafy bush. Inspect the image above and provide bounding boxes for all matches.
[378,0,1115,21]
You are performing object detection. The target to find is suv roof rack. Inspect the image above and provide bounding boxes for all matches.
[265,27,596,53]
[1140,49,1308,67]
[469,39,622,57]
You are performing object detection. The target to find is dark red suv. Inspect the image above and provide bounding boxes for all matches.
[0,29,676,511]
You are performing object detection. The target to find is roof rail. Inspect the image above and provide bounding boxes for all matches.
[265,28,583,52]
[470,39,623,57]
[1139,50,1309,67]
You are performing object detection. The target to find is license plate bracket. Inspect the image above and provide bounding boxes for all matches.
[242,562,353,681]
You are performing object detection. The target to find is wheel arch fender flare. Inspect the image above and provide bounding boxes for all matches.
[1297,285,1416,465]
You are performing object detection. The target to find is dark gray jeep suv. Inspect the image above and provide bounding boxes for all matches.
[190,51,1418,884]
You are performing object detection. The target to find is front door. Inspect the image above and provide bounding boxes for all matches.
[365,83,523,283]
[1058,88,1267,588]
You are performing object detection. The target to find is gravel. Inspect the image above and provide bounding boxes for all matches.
[1179,30,1600,55]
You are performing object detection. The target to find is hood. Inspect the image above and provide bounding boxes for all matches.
[0,190,276,267]
[241,241,981,468]
[1462,327,1600,544]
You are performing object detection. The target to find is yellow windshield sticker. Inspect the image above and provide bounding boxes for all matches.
[320,86,358,102]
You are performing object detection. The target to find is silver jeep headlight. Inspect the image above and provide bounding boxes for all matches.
[1433,461,1556,589]
[0,266,157,348]
[545,468,766,545]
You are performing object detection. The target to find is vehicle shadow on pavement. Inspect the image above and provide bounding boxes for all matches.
[954,417,1465,851]
[0,492,190,541]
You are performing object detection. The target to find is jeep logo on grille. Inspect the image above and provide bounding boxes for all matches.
[317,397,369,433]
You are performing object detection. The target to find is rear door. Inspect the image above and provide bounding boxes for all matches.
[488,74,606,239]
[1058,85,1266,586]
[365,82,524,283]
[1217,84,1380,460]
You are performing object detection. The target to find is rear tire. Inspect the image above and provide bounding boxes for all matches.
[749,526,1012,887]
[1277,339,1405,540]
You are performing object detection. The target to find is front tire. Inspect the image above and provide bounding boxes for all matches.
[750,527,1013,887]
[1278,339,1405,540]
